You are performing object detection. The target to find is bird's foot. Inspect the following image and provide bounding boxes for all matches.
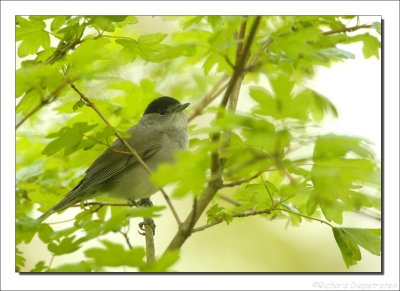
[138,198,153,207]
[127,199,138,207]
[138,218,156,236]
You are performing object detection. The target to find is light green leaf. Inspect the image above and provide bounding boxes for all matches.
[16,248,26,272]
[85,240,145,267]
[50,16,69,32]
[340,228,381,256]
[16,16,50,57]
[372,22,381,35]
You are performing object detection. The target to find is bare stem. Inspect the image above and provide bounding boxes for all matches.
[222,171,264,188]
[322,23,372,35]
[119,228,133,250]
[192,206,333,233]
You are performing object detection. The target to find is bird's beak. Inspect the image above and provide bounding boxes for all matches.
[176,103,190,112]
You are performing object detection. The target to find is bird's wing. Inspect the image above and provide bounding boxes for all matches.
[73,127,163,194]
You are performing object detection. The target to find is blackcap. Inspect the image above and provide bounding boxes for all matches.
[37,96,189,221]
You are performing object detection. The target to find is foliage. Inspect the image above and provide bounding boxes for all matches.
[16,16,381,272]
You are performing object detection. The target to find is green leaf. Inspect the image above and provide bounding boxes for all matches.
[38,223,55,243]
[138,33,167,46]
[104,207,164,233]
[50,261,95,272]
[67,38,112,71]
[50,16,69,32]
[89,16,119,32]
[85,240,145,268]
[332,227,361,268]
[42,122,97,156]
[305,192,319,215]
[31,261,47,272]
[249,86,277,117]
[372,22,381,35]
[206,204,233,224]
[16,90,42,115]
[16,248,26,272]
[16,16,50,57]
[340,228,381,256]
[116,39,138,62]
[345,33,380,59]
[182,16,204,29]
[332,227,381,268]
[313,134,375,161]
[48,236,82,255]
[311,47,355,61]
[73,99,85,111]
[269,73,294,101]
[151,147,209,198]
[16,217,40,244]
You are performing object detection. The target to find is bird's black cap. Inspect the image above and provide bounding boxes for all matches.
[144,96,183,115]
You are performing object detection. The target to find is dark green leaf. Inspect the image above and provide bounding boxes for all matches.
[332,227,361,268]
[48,236,82,255]
[50,261,95,272]
[31,261,47,272]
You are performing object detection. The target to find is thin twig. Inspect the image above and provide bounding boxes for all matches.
[69,83,182,226]
[192,206,333,233]
[119,229,133,250]
[46,254,55,272]
[16,80,70,129]
[274,207,333,228]
[218,194,241,207]
[192,208,273,233]
[222,171,264,188]
[321,23,372,35]
[187,75,229,122]
[247,37,274,69]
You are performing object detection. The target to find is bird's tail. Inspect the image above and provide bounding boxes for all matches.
[36,191,85,222]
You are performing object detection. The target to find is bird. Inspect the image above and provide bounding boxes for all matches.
[37,96,190,222]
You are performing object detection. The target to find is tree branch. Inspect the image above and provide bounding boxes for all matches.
[143,217,155,263]
[165,16,262,252]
